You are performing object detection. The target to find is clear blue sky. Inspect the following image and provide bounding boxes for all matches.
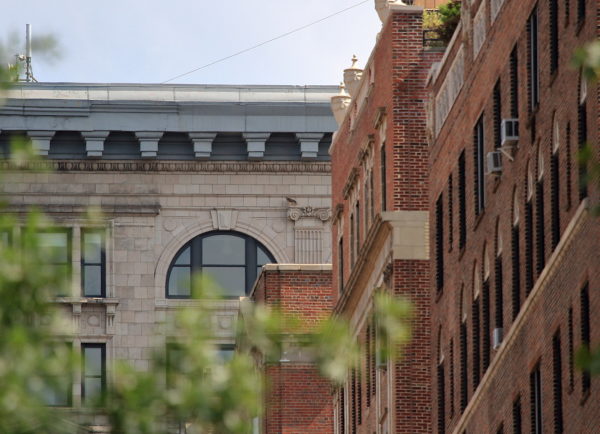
[0,0,381,85]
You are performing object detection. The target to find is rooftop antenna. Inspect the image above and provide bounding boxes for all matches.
[15,24,37,82]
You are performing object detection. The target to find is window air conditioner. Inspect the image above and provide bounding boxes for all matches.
[493,327,503,349]
[501,118,519,147]
[486,151,503,175]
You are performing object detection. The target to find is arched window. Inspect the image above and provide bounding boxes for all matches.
[166,231,275,298]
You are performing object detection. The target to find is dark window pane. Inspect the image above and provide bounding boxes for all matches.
[174,246,191,265]
[202,266,245,296]
[83,232,103,263]
[83,266,102,296]
[257,246,270,266]
[84,378,102,402]
[218,347,235,361]
[38,232,69,262]
[202,235,244,265]
[84,347,103,376]
[168,267,191,296]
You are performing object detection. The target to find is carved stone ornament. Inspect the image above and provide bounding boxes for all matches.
[288,206,332,222]
[330,83,352,126]
[0,160,331,174]
[343,55,363,98]
[375,0,413,23]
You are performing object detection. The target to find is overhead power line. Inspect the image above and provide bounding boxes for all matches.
[161,0,370,83]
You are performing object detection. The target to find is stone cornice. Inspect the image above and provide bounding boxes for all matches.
[0,159,331,174]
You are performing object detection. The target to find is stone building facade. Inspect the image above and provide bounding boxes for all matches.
[0,83,337,428]
[428,0,599,432]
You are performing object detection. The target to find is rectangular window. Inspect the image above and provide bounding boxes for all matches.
[525,200,534,295]
[472,298,481,391]
[37,229,72,297]
[581,282,591,394]
[355,201,360,249]
[512,395,522,434]
[510,47,519,118]
[511,224,521,320]
[370,318,376,397]
[82,343,106,405]
[436,194,444,292]
[459,152,467,248]
[474,116,485,216]
[369,171,375,223]
[437,362,446,434]
[366,324,372,407]
[351,367,357,434]
[493,81,502,149]
[81,229,106,297]
[339,387,345,434]
[338,237,344,294]
[566,122,573,208]
[535,180,545,275]
[449,338,455,417]
[482,279,491,371]
[552,331,564,434]
[578,102,588,200]
[448,175,454,249]
[527,6,539,110]
[350,214,355,266]
[550,150,560,249]
[381,143,387,212]
[41,343,72,407]
[530,363,542,434]
[549,0,559,73]
[577,0,585,24]
[495,255,504,329]
[568,307,575,391]
[460,322,468,411]
[0,229,11,245]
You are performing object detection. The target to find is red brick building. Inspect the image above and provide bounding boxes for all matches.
[329,3,443,433]
[252,1,599,433]
[428,0,599,432]
[251,264,334,434]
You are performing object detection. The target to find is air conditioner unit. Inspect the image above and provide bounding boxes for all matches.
[486,151,503,175]
[501,118,519,147]
[493,328,504,349]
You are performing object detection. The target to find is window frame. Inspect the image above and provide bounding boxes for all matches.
[36,228,72,297]
[81,228,106,298]
[81,343,106,406]
[165,231,275,299]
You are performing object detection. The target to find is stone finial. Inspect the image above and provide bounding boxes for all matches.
[375,0,413,23]
[330,83,351,127]
[343,55,363,98]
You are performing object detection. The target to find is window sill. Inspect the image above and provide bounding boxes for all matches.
[580,389,591,406]
[435,289,444,303]
[473,210,486,231]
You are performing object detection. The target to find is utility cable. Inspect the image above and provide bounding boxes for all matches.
[161,0,370,83]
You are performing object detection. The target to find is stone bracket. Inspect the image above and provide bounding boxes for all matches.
[135,131,164,159]
[243,132,271,160]
[297,133,323,160]
[28,130,56,156]
[82,131,110,158]
[189,132,217,159]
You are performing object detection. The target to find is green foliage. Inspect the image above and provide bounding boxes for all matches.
[572,40,600,81]
[576,345,600,377]
[437,1,461,44]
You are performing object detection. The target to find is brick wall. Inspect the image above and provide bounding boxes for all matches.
[429,0,599,432]
[252,266,334,433]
